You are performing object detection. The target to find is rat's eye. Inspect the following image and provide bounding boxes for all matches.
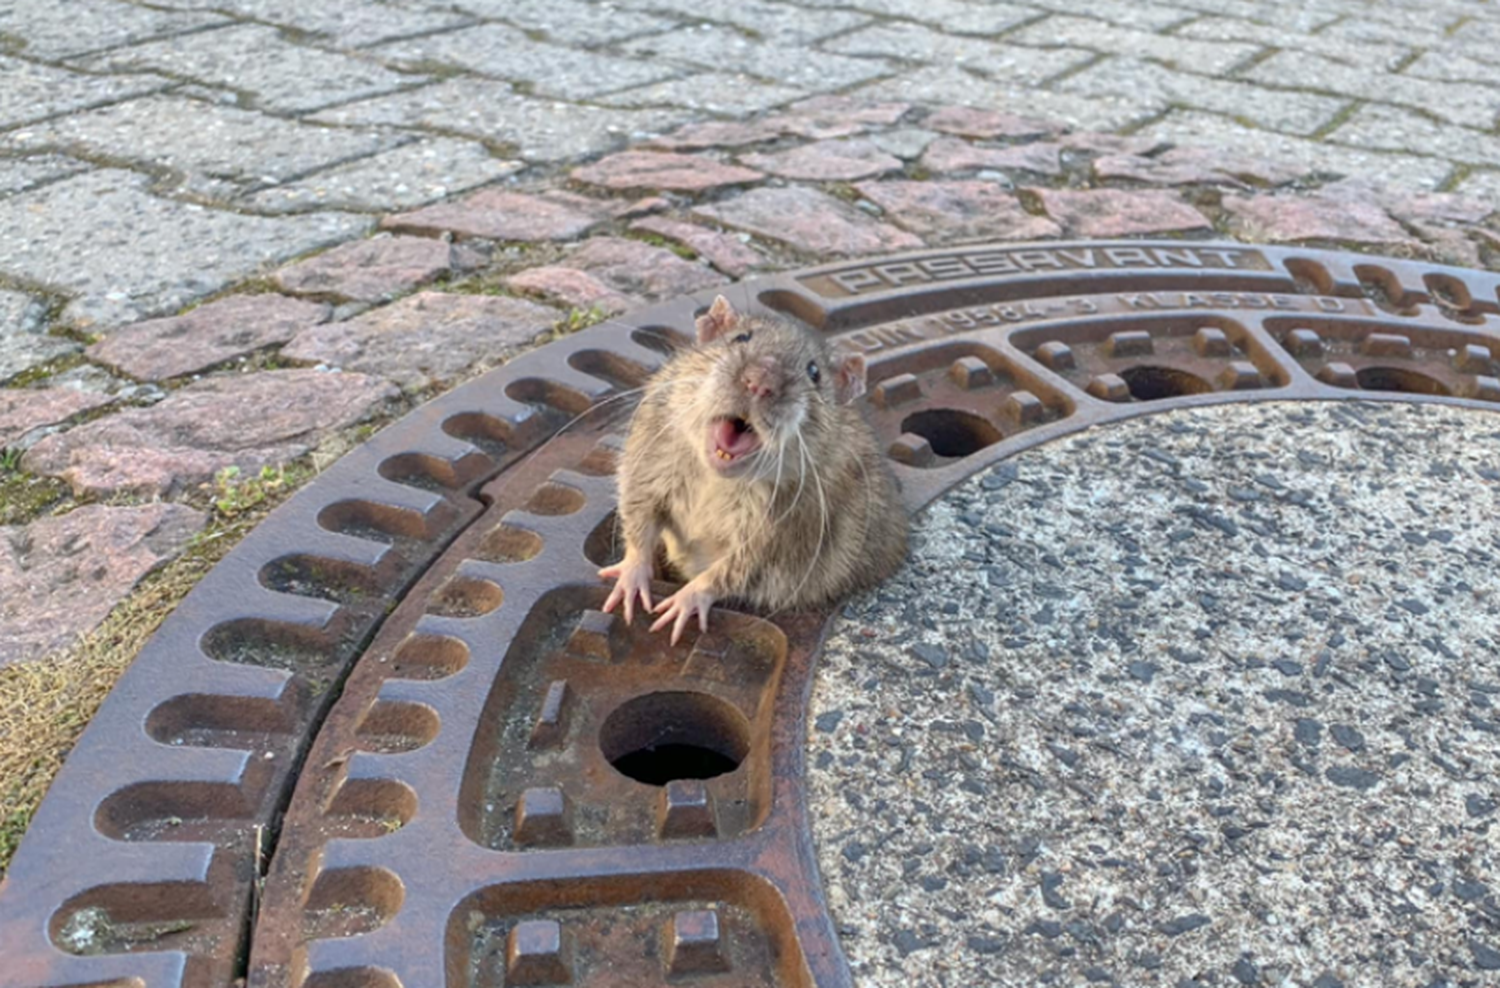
[733,331,752,344]
[807,361,820,384]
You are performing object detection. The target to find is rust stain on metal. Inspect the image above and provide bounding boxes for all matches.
[3,242,1500,987]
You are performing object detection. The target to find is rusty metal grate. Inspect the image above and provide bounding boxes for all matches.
[4,241,1500,988]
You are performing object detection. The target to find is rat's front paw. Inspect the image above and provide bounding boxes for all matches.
[600,556,654,624]
[650,581,717,646]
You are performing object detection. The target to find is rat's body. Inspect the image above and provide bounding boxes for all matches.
[602,296,908,641]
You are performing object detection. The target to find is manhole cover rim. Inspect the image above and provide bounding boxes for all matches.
[6,240,1500,988]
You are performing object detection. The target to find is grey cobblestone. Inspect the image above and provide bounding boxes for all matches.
[1454,169,1500,204]
[0,291,74,384]
[1172,15,1411,68]
[1157,0,1342,30]
[0,56,172,129]
[1020,0,1190,31]
[7,95,399,197]
[823,23,1094,86]
[0,0,224,60]
[623,25,893,90]
[609,0,869,45]
[1058,57,1348,136]
[0,154,88,198]
[0,170,369,327]
[195,0,474,49]
[2,0,1496,351]
[1243,50,1500,130]
[1008,14,1260,75]
[868,127,937,159]
[82,23,423,113]
[443,0,675,45]
[1125,0,1286,23]
[1403,50,1500,87]
[804,0,1038,36]
[1317,11,1467,48]
[241,137,520,213]
[1444,16,1500,45]
[1329,104,1500,169]
[1138,109,1455,190]
[310,79,691,161]
[374,24,679,100]
[595,73,808,115]
[855,67,1160,133]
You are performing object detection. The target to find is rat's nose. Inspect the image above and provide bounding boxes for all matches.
[742,358,778,399]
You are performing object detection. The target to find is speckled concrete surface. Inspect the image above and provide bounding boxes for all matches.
[809,400,1500,988]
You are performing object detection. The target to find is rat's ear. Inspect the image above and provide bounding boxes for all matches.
[832,348,867,405]
[695,295,739,344]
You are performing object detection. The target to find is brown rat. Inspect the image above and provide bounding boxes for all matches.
[600,295,909,642]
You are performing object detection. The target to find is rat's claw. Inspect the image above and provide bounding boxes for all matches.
[649,604,691,646]
[650,583,716,645]
[602,558,653,624]
[602,581,626,619]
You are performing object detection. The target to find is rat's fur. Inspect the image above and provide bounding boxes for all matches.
[603,296,907,639]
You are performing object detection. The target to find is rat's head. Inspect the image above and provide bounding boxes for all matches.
[677,295,867,481]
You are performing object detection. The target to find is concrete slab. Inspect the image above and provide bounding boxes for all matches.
[811,401,1500,988]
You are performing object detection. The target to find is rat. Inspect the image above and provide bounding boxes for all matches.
[600,294,909,643]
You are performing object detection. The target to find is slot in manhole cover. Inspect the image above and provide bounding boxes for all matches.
[3,241,1499,988]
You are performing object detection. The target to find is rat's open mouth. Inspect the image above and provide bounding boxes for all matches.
[710,416,762,465]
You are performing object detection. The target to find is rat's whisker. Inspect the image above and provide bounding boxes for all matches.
[777,433,829,615]
[775,436,809,529]
[483,384,648,494]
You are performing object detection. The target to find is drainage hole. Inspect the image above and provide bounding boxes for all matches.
[599,691,750,787]
[1355,366,1450,396]
[899,409,1002,458]
[611,744,739,786]
[1119,366,1212,401]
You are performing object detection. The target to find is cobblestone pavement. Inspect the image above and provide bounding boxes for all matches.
[4,0,1500,912]
[2,0,1499,332]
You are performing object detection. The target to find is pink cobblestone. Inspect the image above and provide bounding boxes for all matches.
[856,180,1062,243]
[741,139,903,181]
[86,294,330,382]
[920,137,1064,177]
[382,189,608,242]
[693,186,924,256]
[0,503,206,666]
[273,236,483,301]
[283,292,560,390]
[571,150,763,192]
[23,369,397,496]
[1029,188,1212,237]
[0,388,111,448]
[628,217,764,277]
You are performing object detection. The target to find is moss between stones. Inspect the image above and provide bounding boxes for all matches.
[626,230,698,260]
[3,351,87,389]
[531,305,611,346]
[0,464,70,526]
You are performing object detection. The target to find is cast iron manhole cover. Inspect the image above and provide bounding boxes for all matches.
[4,241,1500,987]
